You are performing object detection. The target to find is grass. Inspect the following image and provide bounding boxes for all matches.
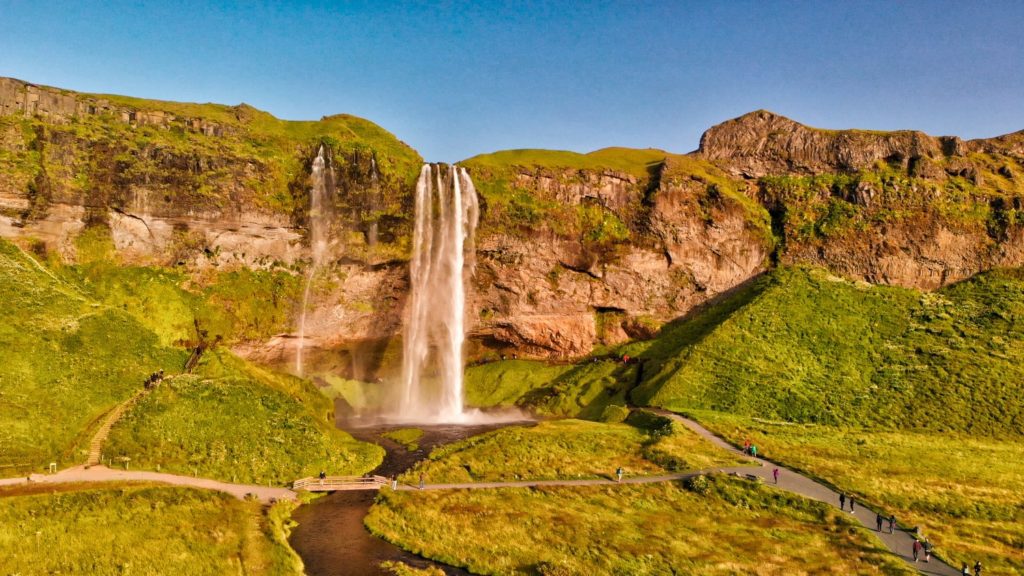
[367,476,912,575]
[63,257,304,347]
[383,428,424,452]
[692,411,1024,574]
[632,265,1024,435]
[399,418,746,484]
[464,360,574,408]
[104,351,383,485]
[0,484,303,575]
[0,239,185,473]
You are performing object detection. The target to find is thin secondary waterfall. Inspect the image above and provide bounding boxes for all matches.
[394,164,479,422]
[295,145,331,376]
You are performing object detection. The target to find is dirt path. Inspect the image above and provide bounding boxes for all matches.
[1,466,295,503]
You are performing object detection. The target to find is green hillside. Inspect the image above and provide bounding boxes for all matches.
[632,266,1024,435]
[0,239,380,479]
[0,239,185,471]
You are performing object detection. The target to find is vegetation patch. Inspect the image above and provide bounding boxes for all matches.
[0,485,303,575]
[383,428,424,452]
[367,477,911,575]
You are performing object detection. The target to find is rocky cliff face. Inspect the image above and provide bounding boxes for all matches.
[700,110,1024,289]
[3,78,1024,372]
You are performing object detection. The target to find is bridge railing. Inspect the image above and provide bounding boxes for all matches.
[292,475,390,491]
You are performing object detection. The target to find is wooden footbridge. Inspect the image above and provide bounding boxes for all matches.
[292,475,391,492]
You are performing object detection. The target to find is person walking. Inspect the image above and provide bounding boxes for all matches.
[876,513,883,532]
[750,445,758,458]
[849,496,856,513]
[616,467,624,482]
[419,473,425,490]
[743,438,751,455]
[772,468,780,484]
[888,514,896,534]
[318,470,326,486]
[961,562,970,576]
[923,539,931,562]
[912,539,922,562]
[974,561,982,575]
[839,493,846,511]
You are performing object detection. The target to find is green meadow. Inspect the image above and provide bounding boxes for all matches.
[400,418,746,485]
[367,477,912,576]
[0,484,303,575]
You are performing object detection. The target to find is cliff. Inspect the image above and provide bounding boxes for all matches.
[2,77,1024,373]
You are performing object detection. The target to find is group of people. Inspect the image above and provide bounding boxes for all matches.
[741,438,759,458]
[962,561,983,575]
[143,369,165,390]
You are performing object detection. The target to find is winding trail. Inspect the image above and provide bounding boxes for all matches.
[0,409,963,574]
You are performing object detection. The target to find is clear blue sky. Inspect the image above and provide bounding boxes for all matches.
[2,1,1022,161]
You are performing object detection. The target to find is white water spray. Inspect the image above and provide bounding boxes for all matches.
[392,164,479,422]
[295,145,331,376]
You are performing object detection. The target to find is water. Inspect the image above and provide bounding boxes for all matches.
[288,422,512,576]
[296,145,332,376]
[392,165,480,423]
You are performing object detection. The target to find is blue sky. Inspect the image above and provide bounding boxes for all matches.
[1,1,1022,161]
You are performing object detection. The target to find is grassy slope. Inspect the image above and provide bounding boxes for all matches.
[0,484,302,575]
[367,477,911,576]
[0,238,380,482]
[400,418,746,484]
[0,239,185,472]
[635,266,1024,435]
[695,412,1024,574]
[105,351,383,484]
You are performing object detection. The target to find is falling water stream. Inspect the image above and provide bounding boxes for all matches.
[295,145,332,376]
[393,164,479,423]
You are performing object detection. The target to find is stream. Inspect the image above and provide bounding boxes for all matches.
[289,418,518,576]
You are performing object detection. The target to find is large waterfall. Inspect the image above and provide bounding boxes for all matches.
[295,145,331,376]
[393,164,479,422]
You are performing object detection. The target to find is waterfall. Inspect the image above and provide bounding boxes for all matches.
[394,164,479,422]
[295,145,331,376]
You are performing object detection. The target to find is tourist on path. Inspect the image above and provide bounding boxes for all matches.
[975,561,982,575]
[616,467,624,482]
[743,439,751,455]
[839,493,846,510]
[772,468,779,484]
[849,496,855,512]
[962,562,970,575]
[318,470,326,486]
[923,539,931,562]
[889,514,896,533]
[913,539,922,562]
[419,473,425,490]
[876,513,883,532]
[750,445,758,458]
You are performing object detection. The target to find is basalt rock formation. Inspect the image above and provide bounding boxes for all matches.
[2,78,1024,372]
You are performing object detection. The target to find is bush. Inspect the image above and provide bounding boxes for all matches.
[683,474,711,496]
[600,404,630,424]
